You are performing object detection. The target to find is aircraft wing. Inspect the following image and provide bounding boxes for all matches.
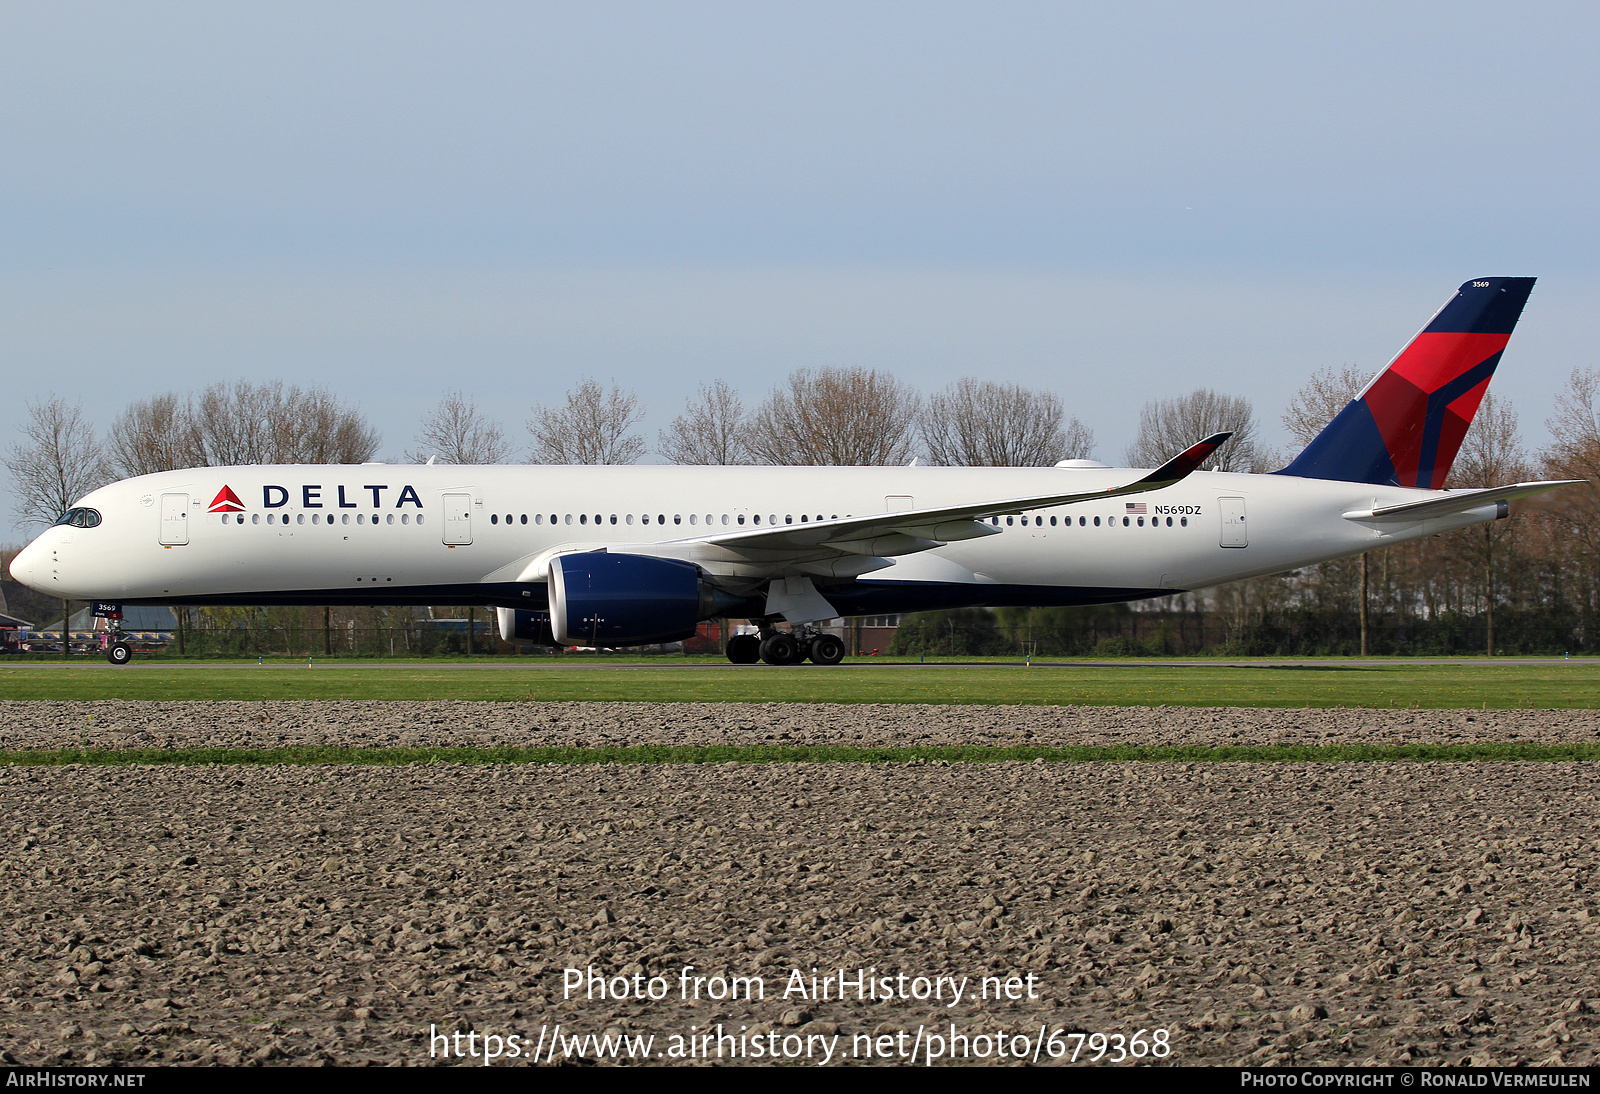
[1342,480,1585,523]
[666,432,1232,560]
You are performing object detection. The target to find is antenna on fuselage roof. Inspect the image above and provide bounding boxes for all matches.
[425,455,437,466]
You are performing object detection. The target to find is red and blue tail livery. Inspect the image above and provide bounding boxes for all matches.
[1279,277,1535,488]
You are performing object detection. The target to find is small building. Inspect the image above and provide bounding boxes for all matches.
[0,610,35,652]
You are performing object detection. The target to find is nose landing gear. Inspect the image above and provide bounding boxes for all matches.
[102,618,133,665]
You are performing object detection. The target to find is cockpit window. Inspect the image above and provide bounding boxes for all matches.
[52,508,102,529]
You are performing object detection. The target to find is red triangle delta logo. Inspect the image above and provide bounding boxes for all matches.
[209,485,246,513]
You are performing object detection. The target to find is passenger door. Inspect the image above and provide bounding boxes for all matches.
[443,493,473,545]
[1219,497,1247,548]
[159,493,189,545]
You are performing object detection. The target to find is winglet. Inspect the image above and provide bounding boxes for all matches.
[1128,432,1232,490]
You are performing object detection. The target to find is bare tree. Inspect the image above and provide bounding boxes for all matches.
[110,392,200,477]
[922,378,1094,466]
[1543,368,1600,613]
[1546,367,1600,487]
[280,387,383,464]
[1448,393,1530,656]
[188,380,379,465]
[1452,392,1529,489]
[527,379,646,465]
[1124,388,1263,472]
[747,367,920,466]
[1282,363,1370,448]
[4,396,113,529]
[406,391,511,465]
[659,379,750,465]
[1281,363,1376,648]
[192,381,274,465]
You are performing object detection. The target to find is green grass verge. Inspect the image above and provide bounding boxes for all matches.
[1,661,1597,708]
[4,743,1598,766]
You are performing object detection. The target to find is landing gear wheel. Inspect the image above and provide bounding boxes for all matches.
[726,634,761,664]
[107,642,132,666]
[759,633,801,666]
[807,633,845,665]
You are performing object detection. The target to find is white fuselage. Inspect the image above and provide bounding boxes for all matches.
[10,463,1502,616]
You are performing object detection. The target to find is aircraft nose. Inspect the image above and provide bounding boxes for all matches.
[8,541,36,585]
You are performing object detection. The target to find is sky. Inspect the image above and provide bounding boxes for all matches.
[4,1,1598,532]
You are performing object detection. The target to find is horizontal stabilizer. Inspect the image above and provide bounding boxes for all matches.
[1343,480,1583,522]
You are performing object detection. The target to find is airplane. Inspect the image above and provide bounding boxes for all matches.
[9,276,1582,667]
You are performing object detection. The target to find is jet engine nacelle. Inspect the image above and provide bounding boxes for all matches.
[496,607,557,646]
[547,553,712,646]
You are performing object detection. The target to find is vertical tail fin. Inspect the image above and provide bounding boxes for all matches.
[1278,277,1535,488]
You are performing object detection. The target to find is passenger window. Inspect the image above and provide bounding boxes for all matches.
[491,514,499,524]
[689,514,697,525]
[402,514,410,525]
[1181,517,1188,527]
[1093,516,1100,527]
[1079,516,1086,526]
[626,514,634,525]
[1137,517,1144,526]
[738,515,746,525]
[610,514,617,525]
[721,515,729,525]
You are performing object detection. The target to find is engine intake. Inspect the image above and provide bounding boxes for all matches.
[548,553,711,647]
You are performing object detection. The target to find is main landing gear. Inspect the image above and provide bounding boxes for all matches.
[726,623,847,666]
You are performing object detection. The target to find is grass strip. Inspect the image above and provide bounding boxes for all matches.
[3,661,1598,708]
[4,743,1599,766]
